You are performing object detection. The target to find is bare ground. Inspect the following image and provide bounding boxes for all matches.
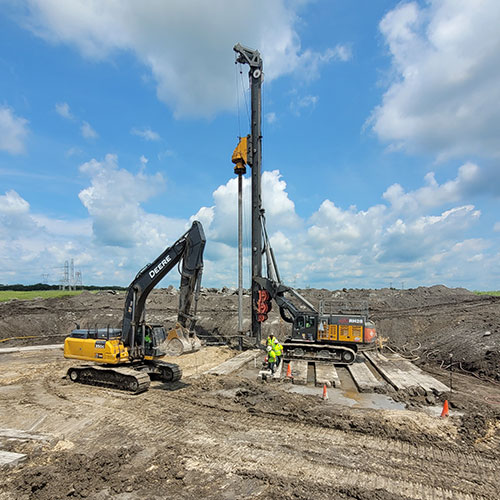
[0,286,499,499]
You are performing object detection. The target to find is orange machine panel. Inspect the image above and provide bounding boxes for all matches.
[338,325,363,343]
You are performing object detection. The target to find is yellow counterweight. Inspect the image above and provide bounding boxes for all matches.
[64,337,129,364]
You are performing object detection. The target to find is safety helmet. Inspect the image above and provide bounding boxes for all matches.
[266,346,272,352]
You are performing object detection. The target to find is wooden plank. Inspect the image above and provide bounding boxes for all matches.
[364,352,408,391]
[0,429,49,441]
[205,349,260,376]
[314,362,340,388]
[272,359,284,380]
[365,352,450,395]
[0,450,26,466]
[0,344,63,355]
[290,360,308,385]
[396,358,450,395]
[347,355,385,393]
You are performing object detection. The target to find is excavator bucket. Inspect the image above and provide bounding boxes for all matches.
[162,323,201,355]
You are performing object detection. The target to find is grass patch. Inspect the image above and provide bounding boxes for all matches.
[474,290,500,296]
[0,290,85,302]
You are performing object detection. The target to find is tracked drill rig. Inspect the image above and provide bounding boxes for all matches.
[233,42,376,363]
[64,221,206,393]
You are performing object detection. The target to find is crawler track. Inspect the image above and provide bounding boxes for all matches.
[67,365,151,393]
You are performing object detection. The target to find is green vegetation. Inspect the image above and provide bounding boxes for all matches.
[0,283,125,292]
[474,290,500,296]
[0,290,86,302]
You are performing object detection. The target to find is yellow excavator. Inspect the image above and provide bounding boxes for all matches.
[64,221,206,393]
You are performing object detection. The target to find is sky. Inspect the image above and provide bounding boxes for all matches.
[1,0,500,291]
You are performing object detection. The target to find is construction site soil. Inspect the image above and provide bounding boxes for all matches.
[1,286,499,499]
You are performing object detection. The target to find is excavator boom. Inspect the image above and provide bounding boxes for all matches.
[121,220,206,354]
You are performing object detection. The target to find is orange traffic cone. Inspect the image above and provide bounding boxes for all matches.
[322,384,328,401]
[286,363,292,378]
[440,400,449,417]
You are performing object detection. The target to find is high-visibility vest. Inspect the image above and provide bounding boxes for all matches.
[274,343,283,356]
[267,350,277,362]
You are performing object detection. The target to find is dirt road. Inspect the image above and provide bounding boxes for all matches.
[1,349,499,499]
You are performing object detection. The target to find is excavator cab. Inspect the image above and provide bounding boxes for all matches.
[292,314,317,342]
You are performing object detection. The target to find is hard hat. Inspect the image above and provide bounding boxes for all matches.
[266,346,272,352]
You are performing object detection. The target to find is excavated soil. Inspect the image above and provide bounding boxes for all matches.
[1,285,499,379]
[0,286,499,499]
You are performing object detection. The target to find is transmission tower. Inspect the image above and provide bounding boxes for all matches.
[60,260,70,290]
[75,271,83,290]
[70,259,75,290]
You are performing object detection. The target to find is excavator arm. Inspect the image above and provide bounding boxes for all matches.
[121,220,206,354]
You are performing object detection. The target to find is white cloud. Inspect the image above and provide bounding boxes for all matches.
[0,106,29,154]
[494,222,500,232]
[266,112,277,124]
[78,154,168,247]
[2,159,499,288]
[19,0,348,118]
[382,162,482,214]
[290,94,318,115]
[131,127,161,141]
[377,205,480,263]
[80,121,98,139]
[0,189,30,215]
[0,190,93,284]
[193,169,299,245]
[370,0,500,159]
[55,102,74,120]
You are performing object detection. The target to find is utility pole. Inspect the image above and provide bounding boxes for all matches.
[233,43,263,345]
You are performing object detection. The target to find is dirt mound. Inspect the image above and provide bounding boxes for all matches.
[1,286,499,378]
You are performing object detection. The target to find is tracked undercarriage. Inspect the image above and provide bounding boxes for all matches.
[66,361,182,394]
[284,342,359,364]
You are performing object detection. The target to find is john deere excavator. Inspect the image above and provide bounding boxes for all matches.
[64,220,206,393]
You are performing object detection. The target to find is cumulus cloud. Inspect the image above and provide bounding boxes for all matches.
[131,127,161,141]
[0,189,93,284]
[377,205,480,263]
[80,121,98,139]
[193,170,299,245]
[290,94,318,115]
[2,158,498,288]
[265,112,277,124]
[55,102,74,120]
[369,0,500,159]
[78,154,169,247]
[18,0,348,118]
[189,160,500,289]
[0,106,29,154]
[382,162,484,214]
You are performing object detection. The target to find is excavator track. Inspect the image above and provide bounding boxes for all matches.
[148,360,183,383]
[284,343,357,365]
[67,365,151,394]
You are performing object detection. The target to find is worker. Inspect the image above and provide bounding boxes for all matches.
[144,332,152,348]
[266,335,276,348]
[274,341,283,367]
[266,345,277,373]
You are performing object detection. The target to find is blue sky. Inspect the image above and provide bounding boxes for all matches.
[1,0,499,290]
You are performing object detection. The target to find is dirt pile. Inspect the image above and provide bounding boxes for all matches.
[1,285,499,378]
